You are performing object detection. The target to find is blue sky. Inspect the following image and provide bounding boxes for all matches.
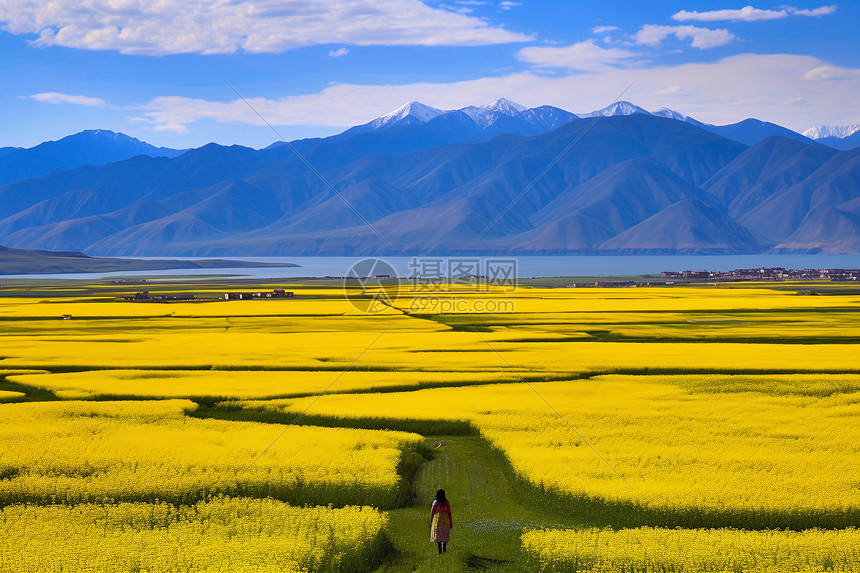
[1,1,857,149]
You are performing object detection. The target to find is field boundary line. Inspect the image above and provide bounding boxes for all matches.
[236,329,389,478]
[474,331,635,491]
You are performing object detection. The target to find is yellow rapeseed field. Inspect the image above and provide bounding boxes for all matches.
[0,399,422,507]
[267,373,860,528]
[2,281,860,569]
[521,526,860,572]
[0,497,388,573]
[7,369,520,400]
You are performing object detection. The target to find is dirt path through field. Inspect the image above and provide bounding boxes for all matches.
[376,435,578,572]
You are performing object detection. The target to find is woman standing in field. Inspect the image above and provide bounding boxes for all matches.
[430,489,452,554]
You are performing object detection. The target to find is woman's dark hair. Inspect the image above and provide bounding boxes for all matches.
[435,489,447,503]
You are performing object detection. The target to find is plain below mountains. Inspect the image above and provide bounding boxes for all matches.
[1,101,860,255]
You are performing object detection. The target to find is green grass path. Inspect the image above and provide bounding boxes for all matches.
[377,435,578,572]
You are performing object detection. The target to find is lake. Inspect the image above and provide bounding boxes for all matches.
[3,254,860,281]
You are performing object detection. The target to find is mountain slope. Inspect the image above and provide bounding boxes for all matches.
[704,136,837,211]
[697,119,811,146]
[773,206,860,253]
[332,98,579,144]
[599,198,766,254]
[0,112,858,255]
[816,131,860,151]
[0,130,184,185]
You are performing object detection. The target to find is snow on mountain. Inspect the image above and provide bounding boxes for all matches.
[581,101,651,118]
[459,98,528,128]
[521,105,580,131]
[651,108,688,121]
[802,125,860,140]
[370,101,445,128]
[353,98,577,136]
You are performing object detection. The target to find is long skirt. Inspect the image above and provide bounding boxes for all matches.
[430,512,451,543]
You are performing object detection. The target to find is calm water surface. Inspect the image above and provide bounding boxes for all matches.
[3,254,860,281]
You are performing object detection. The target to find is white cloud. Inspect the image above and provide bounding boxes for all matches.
[328,47,349,57]
[152,123,188,133]
[28,92,107,107]
[673,6,788,22]
[672,4,837,22]
[499,1,521,9]
[592,26,620,34]
[516,39,637,71]
[655,85,685,96]
[0,0,531,56]
[635,25,735,49]
[803,65,860,81]
[790,5,837,16]
[136,53,860,134]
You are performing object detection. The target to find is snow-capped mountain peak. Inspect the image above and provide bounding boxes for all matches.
[651,107,687,121]
[802,124,860,140]
[374,101,445,127]
[488,97,527,114]
[582,101,651,118]
[459,98,528,127]
[349,98,576,137]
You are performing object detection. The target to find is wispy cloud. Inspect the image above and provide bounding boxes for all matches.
[328,47,350,57]
[673,4,837,23]
[135,53,860,134]
[28,92,106,107]
[655,85,686,96]
[499,1,521,9]
[592,25,621,34]
[0,0,532,56]
[790,5,838,16]
[517,39,637,71]
[635,24,735,49]
[803,65,860,81]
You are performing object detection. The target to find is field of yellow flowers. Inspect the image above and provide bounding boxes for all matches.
[1,279,859,571]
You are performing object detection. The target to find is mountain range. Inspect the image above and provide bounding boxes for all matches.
[0,130,185,186]
[1,100,859,256]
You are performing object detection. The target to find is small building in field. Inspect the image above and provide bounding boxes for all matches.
[222,289,294,300]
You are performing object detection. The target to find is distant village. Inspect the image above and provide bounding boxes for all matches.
[659,268,860,282]
[564,267,860,288]
[117,289,294,302]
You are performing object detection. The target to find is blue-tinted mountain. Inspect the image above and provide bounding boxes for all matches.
[697,119,812,146]
[801,125,860,150]
[579,102,811,147]
[581,101,652,118]
[306,98,579,148]
[0,130,185,185]
[1,111,859,255]
[815,132,860,151]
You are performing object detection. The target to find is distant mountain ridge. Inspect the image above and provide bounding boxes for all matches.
[0,130,185,186]
[345,98,824,149]
[335,97,580,142]
[1,99,859,256]
[2,111,860,255]
[804,125,860,140]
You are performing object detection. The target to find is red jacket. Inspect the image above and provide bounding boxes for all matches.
[431,500,452,528]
